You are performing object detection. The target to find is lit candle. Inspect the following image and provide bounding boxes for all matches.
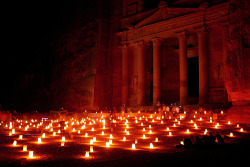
[23,145,27,151]
[29,151,33,158]
[123,137,126,141]
[85,151,89,158]
[150,143,153,148]
[61,142,64,146]
[85,133,88,137]
[169,132,172,136]
[155,137,158,142]
[90,146,93,152]
[93,137,96,142]
[38,138,42,143]
[228,121,231,125]
[102,131,104,135]
[143,128,145,131]
[143,134,145,138]
[166,127,169,131]
[42,133,45,138]
[135,139,138,144]
[62,136,65,141]
[19,135,23,140]
[90,139,93,144]
[240,128,243,132]
[132,144,135,149]
[110,134,113,139]
[13,140,17,146]
[230,132,233,137]
[186,129,189,133]
[53,132,56,136]
[109,139,112,144]
[106,142,110,147]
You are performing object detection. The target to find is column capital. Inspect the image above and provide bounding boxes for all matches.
[136,41,146,48]
[197,27,207,38]
[177,31,187,40]
[151,38,162,46]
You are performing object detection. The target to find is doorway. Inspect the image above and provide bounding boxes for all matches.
[188,57,199,99]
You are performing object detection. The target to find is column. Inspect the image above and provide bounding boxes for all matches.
[137,41,146,106]
[123,0,127,17]
[177,31,188,105]
[122,45,129,106]
[151,38,162,105]
[197,28,208,105]
[138,0,143,13]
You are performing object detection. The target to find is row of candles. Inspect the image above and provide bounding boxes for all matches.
[2,111,247,159]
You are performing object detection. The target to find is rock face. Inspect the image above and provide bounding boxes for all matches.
[51,22,99,111]
[226,0,250,105]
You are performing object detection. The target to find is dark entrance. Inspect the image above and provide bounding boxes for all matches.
[188,57,199,98]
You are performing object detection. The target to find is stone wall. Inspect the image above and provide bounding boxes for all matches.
[226,0,250,105]
[51,22,99,111]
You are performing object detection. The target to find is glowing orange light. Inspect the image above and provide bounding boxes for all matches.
[19,135,23,139]
[155,137,158,142]
[106,142,110,147]
[29,151,33,158]
[23,145,27,151]
[85,151,89,158]
[240,128,243,132]
[150,143,153,148]
[38,138,42,143]
[13,140,17,146]
[61,142,64,146]
[123,137,126,141]
[62,136,65,141]
[169,132,172,136]
[132,144,135,149]
[230,132,233,137]
[90,146,93,152]
[42,133,45,138]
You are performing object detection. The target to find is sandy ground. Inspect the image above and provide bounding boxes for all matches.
[0,115,249,166]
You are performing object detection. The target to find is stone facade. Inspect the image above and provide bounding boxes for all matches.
[50,0,249,111]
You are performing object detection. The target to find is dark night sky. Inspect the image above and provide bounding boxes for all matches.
[0,1,99,111]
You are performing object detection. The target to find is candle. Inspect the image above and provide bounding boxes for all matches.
[150,143,153,148]
[38,138,42,143]
[23,145,27,151]
[85,151,89,158]
[169,132,172,136]
[90,146,93,152]
[13,140,17,146]
[155,137,158,142]
[106,142,110,147]
[230,132,233,137]
[62,136,65,141]
[19,135,23,139]
[132,144,135,149]
[61,142,64,146]
[109,139,112,144]
[42,133,45,138]
[29,151,33,158]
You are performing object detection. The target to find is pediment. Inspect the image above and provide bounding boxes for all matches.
[134,6,199,28]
